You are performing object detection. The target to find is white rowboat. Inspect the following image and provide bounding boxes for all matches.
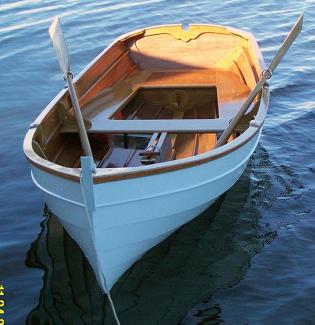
[24,16,302,294]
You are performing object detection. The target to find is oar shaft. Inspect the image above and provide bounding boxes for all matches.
[214,13,303,149]
[214,74,268,148]
[65,72,94,159]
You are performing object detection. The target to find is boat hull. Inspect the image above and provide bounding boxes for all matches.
[31,129,261,292]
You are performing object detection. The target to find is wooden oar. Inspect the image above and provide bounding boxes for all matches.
[49,16,96,171]
[215,13,303,148]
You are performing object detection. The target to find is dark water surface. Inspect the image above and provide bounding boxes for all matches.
[1,1,314,324]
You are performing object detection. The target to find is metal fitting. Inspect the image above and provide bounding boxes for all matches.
[262,69,272,79]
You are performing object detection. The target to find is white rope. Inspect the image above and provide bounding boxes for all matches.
[105,284,121,325]
[80,171,121,325]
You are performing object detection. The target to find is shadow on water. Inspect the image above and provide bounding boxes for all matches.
[25,147,278,325]
[184,111,315,324]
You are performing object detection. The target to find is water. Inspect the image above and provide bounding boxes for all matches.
[0,1,314,324]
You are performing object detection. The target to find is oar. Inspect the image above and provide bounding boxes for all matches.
[49,16,96,172]
[214,13,303,148]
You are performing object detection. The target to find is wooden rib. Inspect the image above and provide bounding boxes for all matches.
[192,108,199,156]
[233,60,247,85]
[52,138,68,163]
[76,42,127,97]
[235,49,257,90]
[173,108,196,159]
[128,103,144,120]
[192,134,198,156]
[97,148,113,168]
[50,134,82,166]
[124,149,137,167]
[153,104,165,119]
[73,153,83,168]
[244,47,260,82]
[79,53,137,106]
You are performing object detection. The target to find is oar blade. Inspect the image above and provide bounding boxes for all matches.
[268,13,303,72]
[49,16,70,75]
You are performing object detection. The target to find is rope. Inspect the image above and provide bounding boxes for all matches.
[106,286,121,325]
[79,171,121,325]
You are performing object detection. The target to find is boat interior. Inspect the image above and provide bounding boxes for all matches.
[32,25,262,168]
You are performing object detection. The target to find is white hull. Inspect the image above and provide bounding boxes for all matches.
[31,129,261,292]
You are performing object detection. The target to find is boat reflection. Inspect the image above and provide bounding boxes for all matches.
[26,155,267,325]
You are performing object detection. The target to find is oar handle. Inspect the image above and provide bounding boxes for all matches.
[268,13,303,73]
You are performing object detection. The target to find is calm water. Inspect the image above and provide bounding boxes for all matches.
[1,1,314,324]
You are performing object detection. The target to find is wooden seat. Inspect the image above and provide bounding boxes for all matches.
[98,148,141,168]
[98,132,174,168]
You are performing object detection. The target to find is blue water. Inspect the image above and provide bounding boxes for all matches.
[0,1,314,324]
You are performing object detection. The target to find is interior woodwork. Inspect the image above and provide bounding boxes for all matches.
[32,25,261,169]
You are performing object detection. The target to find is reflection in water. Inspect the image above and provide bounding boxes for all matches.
[25,151,273,324]
[181,143,304,324]
[25,208,107,324]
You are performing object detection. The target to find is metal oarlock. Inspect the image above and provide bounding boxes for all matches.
[262,69,273,79]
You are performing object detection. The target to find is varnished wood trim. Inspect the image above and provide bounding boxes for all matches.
[144,24,249,42]
[92,126,261,183]
[233,60,247,85]
[25,124,261,184]
[244,47,260,82]
[25,154,80,182]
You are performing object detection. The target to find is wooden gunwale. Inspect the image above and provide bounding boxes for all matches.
[25,121,262,184]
